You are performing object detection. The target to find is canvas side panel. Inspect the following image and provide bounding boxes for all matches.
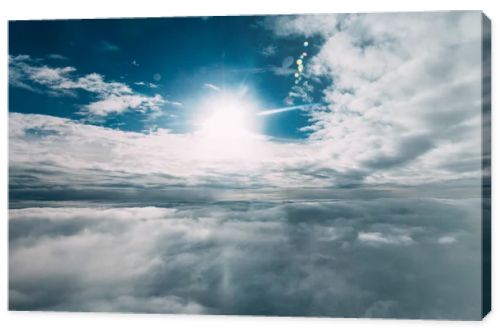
[481,12,492,319]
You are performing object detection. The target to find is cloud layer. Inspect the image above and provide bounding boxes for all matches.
[9,107,483,201]
[9,198,481,318]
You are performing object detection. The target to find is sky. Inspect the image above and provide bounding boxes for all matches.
[8,11,489,319]
[9,16,322,138]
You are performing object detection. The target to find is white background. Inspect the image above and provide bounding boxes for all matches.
[0,0,498,333]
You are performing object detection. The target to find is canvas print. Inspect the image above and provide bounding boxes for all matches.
[8,11,491,320]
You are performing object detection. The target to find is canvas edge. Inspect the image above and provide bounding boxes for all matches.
[481,11,492,320]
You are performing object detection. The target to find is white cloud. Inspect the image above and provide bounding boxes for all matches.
[9,112,321,190]
[134,81,159,89]
[268,12,484,186]
[30,66,76,85]
[86,94,165,116]
[264,14,340,38]
[46,54,68,60]
[9,206,209,314]
[203,83,221,91]
[358,231,414,246]
[9,55,169,116]
[9,106,483,194]
[437,235,458,245]
[285,81,314,105]
[9,198,482,318]
[260,44,277,56]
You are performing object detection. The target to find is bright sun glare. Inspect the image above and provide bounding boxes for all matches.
[197,89,260,141]
[193,88,266,161]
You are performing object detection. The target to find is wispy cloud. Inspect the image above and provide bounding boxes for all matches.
[260,44,277,57]
[46,54,68,60]
[227,65,295,77]
[270,66,295,76]
[98,40,120,52]
[9,55,174,116]
[284,81,314,105]
[134,81,159,89]
[203,83,221,91]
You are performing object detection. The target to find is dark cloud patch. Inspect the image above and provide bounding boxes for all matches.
[9,198,482,319]
[364,135,435,170]
[24,127,60,137]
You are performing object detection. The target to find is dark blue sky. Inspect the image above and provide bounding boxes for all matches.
[9,16,323,138]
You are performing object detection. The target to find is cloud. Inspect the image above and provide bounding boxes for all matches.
[46,54,68,60]
[358,232,414,246]
[285,81,314,105]
[8,110,483,204]
[223,65,297,77]
[98,40,120,52]
[9,197,482,318]
[9,55,77,95]
[9,55,170,116]
[134,81,159,89]
[203,83,221,91]
[9,112,318,195]
[363,135,435,170]
[86,94,165,116]
[260,44,277,57]
[437,235,458,245]
[267,12,483,186]
[270,66,295,76]
[262,14,340,38]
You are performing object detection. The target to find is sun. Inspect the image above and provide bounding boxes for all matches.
[196,89,260,141]
[201,107,247,140]
[193,88,265,161]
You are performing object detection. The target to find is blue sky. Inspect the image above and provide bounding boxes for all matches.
[9,16,323,138]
